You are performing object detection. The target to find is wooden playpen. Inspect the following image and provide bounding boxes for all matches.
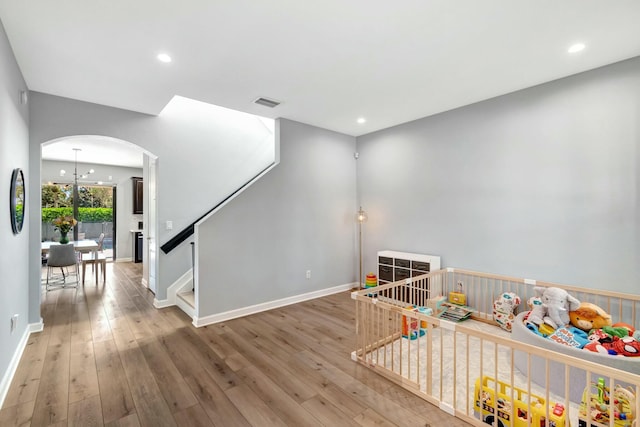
[352,268,640,427]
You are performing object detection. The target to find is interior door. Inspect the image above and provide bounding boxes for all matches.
[143,155,157,293]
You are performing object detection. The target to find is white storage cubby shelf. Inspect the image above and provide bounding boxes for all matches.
[377,250,441,289]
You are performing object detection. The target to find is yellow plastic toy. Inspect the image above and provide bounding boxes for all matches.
[474,376,567,427]
[578,378,636,427]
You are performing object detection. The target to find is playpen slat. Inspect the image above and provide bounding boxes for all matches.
[544,359,550,424]
[383,304,387,368]
[509,347,515,424]
[426,322,432,396]
[608,375,615,427]
[527,353,532,427]
[465,333,469,417]
[636,385,640,427]
[452,329,457,409]
[564,365,570,425]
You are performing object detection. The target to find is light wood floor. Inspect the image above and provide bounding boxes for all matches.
[0,262,469,427]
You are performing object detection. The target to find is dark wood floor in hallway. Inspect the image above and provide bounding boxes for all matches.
[0,262,469,427]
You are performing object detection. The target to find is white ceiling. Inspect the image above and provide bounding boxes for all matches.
[2,0,640,141]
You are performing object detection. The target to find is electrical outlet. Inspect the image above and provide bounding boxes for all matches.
[166,220,173,230]
[10,314,18,334]
[306,270,311,279]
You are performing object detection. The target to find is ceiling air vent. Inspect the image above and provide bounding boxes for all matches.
[254,97,281,108]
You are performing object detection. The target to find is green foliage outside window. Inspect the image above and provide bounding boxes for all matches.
[42,184,113,223]
[42,207,113,223]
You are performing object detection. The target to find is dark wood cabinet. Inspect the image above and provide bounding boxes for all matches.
[132,177,143,214]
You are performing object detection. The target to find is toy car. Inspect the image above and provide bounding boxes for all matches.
[474,376,566,427]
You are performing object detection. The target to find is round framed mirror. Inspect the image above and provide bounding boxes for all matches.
[10,168,25,234]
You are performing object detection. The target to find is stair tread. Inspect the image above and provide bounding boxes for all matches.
[177,291,195,307]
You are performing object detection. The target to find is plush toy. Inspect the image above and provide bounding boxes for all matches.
[569,302,612,331]
[524,296,542,322]
[584,335,640,357]
[588,329,611,343]
[527,286,581,329]
[602,326,630,338]
[493,292,521,332]
[612,322,636,336]
[527,296,542,310]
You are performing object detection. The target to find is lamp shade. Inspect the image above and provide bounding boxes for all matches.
[356,206,368,223]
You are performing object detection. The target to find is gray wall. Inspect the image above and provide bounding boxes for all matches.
[41,159,143,259]
[0,20,30,392]
[29,93,275,300]
[357,56,640,293]
[196,119,357,315]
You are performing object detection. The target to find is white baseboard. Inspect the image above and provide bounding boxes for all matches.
[115,257,133,263]
[192,282,357,327]
[0,320,44,409]
[30,320,44,333]
[153,298,173,309]
[153,269,193,310]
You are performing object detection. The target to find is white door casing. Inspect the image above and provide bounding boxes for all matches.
[143,155,158,292]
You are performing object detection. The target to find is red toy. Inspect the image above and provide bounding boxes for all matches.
[584,335,640,357]
[611,336,640,357]
[553,403,565,416]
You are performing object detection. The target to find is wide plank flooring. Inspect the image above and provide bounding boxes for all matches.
[0,262,469,426]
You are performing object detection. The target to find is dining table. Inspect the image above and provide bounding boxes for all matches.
[41,239,100,283]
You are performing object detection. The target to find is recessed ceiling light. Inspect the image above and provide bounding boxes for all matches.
[568,43,585,53]
[357,117,366,124]
[157,53,172,63]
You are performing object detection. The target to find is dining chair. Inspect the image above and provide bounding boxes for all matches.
[46,244,80,290]
[81,233,107,285]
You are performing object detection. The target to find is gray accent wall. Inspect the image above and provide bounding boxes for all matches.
[196,119,357,316]
[357,57,640,293]
[0,20,30,393]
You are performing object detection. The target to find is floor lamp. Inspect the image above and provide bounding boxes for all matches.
[356,206,368,288]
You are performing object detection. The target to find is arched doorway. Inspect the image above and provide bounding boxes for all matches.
[40,135,158,292]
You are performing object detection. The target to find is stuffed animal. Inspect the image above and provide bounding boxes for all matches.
[527,296,542,310]
[524,296,541,322]
[569,302,612,331]
[588,329,611,343]
[612,322,636,336]
[584,335,640,357]
[602,326,630,338]
[527,286,580,329]
[493,292,521,332]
